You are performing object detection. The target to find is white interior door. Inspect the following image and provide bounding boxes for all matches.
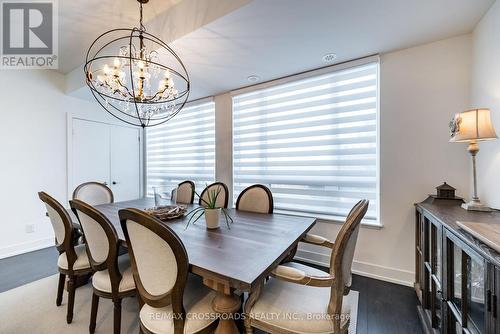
[110,125,141,201]
[72,119,110,188]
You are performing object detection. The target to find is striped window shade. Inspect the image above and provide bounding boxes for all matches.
[146,101,215,196]
[232,61,379,224]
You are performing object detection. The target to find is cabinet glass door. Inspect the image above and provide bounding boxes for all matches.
[436,225,442,281]
[452,243,463,313]
[422,217,443,331]
[468,257,485,333]
[446,230,488,333]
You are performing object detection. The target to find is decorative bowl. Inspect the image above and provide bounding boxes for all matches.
[145,205,187,221]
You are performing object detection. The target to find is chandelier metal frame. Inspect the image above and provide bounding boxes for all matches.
[84,0,190,128]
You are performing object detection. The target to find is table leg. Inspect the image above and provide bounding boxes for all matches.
[203,278,241,334]
[213,291,241,334]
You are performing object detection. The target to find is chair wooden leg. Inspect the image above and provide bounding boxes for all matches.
[113,299,122,334]
[56,273,65,306]
[66,275,76,324]
[89,293,99,333]
[244,320,253,334]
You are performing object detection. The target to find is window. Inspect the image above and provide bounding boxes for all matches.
[232,61,379,224]
[146,101,215,196]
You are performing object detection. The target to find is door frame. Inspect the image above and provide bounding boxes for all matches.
[66,112,144,202]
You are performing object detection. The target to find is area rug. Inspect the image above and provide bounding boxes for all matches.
[0,275,359,333]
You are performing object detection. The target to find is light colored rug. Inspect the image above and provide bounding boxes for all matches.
[0,275,359,333]
[0,275,140,334]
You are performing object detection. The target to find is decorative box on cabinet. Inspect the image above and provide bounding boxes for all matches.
[415,197,500,334]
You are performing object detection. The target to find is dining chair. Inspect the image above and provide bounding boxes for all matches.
[118,208,218,334]
[235,184,274,214]
[235,184,294,263]
[38,191,93,324]
[244,199,369,334]
[70,199,136,334]
[173,180,195,204]
[199,182,229,208]
[73,181,114,205]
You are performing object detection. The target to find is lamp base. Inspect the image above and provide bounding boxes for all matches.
[461,199,492,212]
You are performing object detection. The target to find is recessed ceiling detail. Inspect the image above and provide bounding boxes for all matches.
[247,75,260,83]
[322,53,337,63]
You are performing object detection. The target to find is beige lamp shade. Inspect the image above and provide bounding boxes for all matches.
[450,108,498,143]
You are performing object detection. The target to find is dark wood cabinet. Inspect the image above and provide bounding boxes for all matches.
[416,198,500,334]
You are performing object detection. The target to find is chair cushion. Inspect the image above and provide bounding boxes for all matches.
[57,244,91,271]
[283,262,330,277]
[249,275,354,334]
[140,274,217,334]
[92,255,135,293]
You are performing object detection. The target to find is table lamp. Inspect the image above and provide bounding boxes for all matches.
[449,108,498,211]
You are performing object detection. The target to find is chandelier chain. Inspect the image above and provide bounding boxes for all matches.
[139,2,145,32]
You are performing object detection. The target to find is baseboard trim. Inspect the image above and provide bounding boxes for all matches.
[295,249,415,287]
[0,237,54,260]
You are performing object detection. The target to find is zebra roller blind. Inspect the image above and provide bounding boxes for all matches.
[232,61,379,223]
[146,101,215,196]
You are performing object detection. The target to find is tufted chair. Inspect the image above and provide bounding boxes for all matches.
[70,199,136,334]
[38,191,93,324]
[119,208,218,334]
[199,182,229,208]
[244,200,369,334]
[173,181,195,205]
[73,182,114,206]
[235,184,273,214]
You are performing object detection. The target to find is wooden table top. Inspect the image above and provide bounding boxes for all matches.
[91,198,316,291]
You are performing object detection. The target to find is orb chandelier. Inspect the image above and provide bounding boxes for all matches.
[84,0,190,128]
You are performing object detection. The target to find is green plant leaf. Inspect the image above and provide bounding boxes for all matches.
[221,209,233,229]
[185,207,204,230]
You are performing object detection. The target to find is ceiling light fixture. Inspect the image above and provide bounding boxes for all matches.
[84,0,190,128]
[322,53,337,63]
[247,75,260,83]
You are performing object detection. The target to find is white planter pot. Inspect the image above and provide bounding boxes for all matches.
[204,208,221,229]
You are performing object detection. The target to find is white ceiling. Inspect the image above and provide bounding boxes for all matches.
[60,0,182,73]
[64,0,495,100]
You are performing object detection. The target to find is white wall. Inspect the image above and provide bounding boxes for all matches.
[0,70,112,259]
[294,35,472,285]
[470,0,500,209]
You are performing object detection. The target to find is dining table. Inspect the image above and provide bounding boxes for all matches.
[78,197,317,334]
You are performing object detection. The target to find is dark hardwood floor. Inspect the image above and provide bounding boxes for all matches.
[0,246,59,292]
[0,248,422,334]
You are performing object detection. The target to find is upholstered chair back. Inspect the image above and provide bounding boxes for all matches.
[175,181,195,204]
[45,203,67,246]
[331,200,368,290]
[119,208,189,313]
[325,200,368,322]
[73,182,114,206]
[236,184,274,214]
[199,182,229,208]
[69,200,119,270]
[38,191,78,268]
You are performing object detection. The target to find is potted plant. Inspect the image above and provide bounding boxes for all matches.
[186,185,233,230]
